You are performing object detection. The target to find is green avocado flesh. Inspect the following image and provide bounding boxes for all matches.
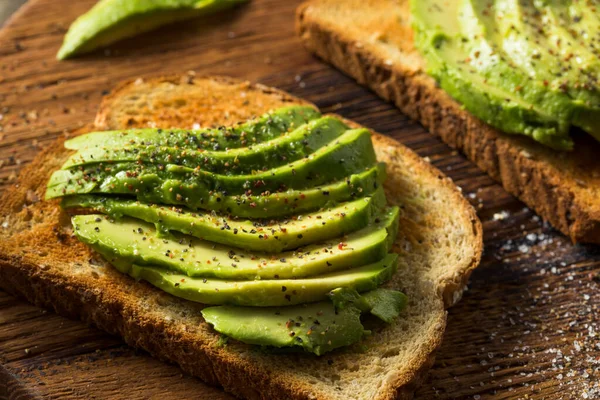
[57,0,248,60]
[107,254,398,306]
[202,301,365,356]
[52,163,384,219]
[49,107,406,355]
[47,128,377,199]
[62,117,349,174]
[65,106,321,151]
[71,206,399,279]
[202,288,407,355]
[411,0,600,149]
[62,188,386,253]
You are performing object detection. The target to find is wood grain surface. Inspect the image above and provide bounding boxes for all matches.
[0,0,599,399]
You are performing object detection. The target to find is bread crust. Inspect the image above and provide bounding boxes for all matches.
[0,74,482,399]
[296,0,600,244]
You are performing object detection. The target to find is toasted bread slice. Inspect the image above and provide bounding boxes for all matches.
[296,0,600,244]
[0,74,482,400]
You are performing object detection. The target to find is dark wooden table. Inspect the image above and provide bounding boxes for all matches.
[0,1,598,399]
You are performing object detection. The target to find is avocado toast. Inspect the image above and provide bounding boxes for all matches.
[0,75,482,399]
[297,0,600,244]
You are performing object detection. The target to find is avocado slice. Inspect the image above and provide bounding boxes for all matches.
[48,163,385,218]
[71,206,399,279]
[48,127,377,196]
[61,116,349,174]
[104,253,399,306]
[202,301,365,355]
[411,0,595,149]
[64,106,321,151]
[57,0,248,60]
[63,188,387,252]
[201,287,407,355]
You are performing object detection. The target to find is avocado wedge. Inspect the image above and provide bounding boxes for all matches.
[48,128,377,196]
[57,0,248,60]
[64,106,321,151]
[63,188,386,252]
[71,206,399,279]
[106,253,399,306]
[61,117,349,174]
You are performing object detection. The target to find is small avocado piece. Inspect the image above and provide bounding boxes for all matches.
[64,106,321,151]
[48,128,377,196]
[328,287,370,312]
[48,163,385,218]
[361,289,408,323]
[201,287,407,355]
[57,0,248,60]
[328,287,407,323]
[62,117,349,174]
[71,206,399,279]
[62,188,386,253]
[101,253,399,306]
[202,302,365,356]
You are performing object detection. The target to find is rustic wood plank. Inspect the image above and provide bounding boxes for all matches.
[0,0,598,399]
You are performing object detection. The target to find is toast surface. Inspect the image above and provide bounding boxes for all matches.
[0,74,482,400]
[296,0,600,244]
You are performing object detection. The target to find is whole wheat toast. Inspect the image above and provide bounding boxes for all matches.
[296,0,600,244]
[0,74,482,400]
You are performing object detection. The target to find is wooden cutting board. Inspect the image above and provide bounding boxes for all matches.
[0,0,598,399]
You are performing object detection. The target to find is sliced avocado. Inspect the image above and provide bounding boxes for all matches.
[202,301,365,356]
[201,287,407,355]
[413,0,572,149]
[488,0,600,107]
[48,127,377,196]
[538,0,600,58]
[48,163,385,218]
[61,116,349,174]
[57,0,248,60]
[64,106,320,151]
[71,206,399,279]
[461,0,600,139]
[531,0,600,82]
[102,253,399,306]
[62,188,386,252]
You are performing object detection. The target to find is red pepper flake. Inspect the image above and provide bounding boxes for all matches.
[300,193,306,199]
[249,202,257,208]
[338,242,347,250]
